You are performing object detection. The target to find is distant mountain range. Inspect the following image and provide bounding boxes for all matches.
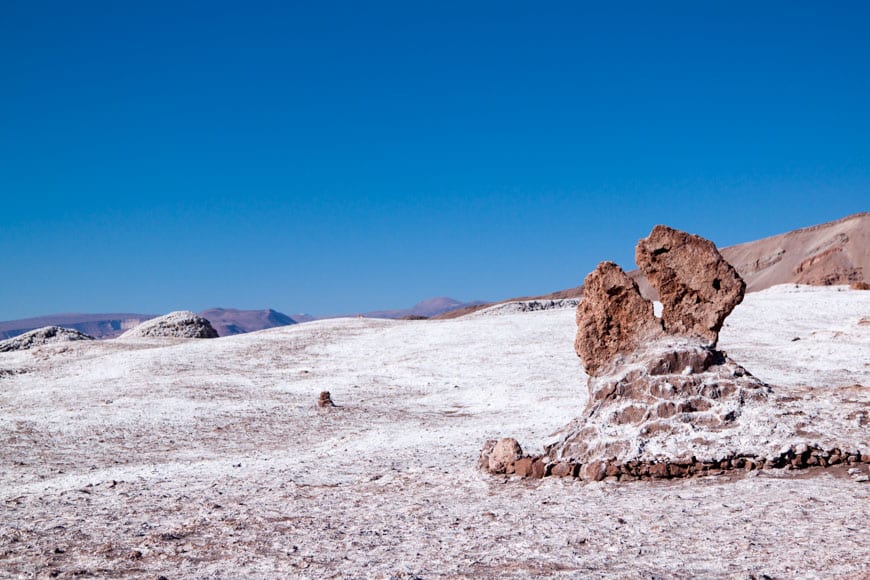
[2,212,865,337]
[0,309,299,341]
[0,298,484,340]
[0,313,155,341]
[198,308,297,336]
[360,297,485,319]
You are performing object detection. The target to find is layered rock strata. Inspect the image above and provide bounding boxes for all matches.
[481,225,868,481]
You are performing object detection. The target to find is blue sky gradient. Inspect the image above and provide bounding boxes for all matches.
[1,1,868,319]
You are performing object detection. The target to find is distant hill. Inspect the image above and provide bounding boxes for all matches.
[435,212,869,319]
[287,313,318,323]
[0,308,298,340]
[362,297,485,319]
[720,212,868,291]
[199,308,296,336]
[0,313,156,340]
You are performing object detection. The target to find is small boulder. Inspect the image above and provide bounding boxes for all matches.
[317,391,336,408]
[479,438,523,474]
[513,457,534,477]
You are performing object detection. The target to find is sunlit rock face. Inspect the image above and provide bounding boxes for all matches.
[481,225,868,481]
[635,225,745,346]
[554,225,769,476]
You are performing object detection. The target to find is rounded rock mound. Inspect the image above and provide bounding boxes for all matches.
[119,311,219,339]
[0,326,95,352]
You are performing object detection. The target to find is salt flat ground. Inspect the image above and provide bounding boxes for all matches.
[1,285,868,579]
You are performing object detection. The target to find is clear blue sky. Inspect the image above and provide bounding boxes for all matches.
[1,1,868,319]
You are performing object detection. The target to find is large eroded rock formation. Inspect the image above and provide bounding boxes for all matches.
[480,225,868,481]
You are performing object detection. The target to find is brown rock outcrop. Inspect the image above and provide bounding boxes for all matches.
[635,225,745,345]
[574,262,663,376]
[481,224,866,482]
[317,391,336,408]
[479,438,523,474]
[558,226,768,475]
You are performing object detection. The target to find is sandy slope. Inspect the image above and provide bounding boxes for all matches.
[721,212,869,291]
[1,285,868,578]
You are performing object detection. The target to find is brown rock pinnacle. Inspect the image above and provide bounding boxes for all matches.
[635,225,745,346]
[556,225,767,473]
[317,391,336,408]
[481,224,865,482]
[574,261,663,377]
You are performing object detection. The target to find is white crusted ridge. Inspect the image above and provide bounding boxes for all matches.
[118,310,218,339]
[0,326,95,352]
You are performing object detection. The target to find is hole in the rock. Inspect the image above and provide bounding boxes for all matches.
[712,278,721,291]
[652,247,669,256]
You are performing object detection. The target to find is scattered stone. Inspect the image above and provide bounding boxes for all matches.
[0,326,94,352]
[481,438,523,475]
[530,458,547,479]
[317,391,336,408]
[513,457,534,478]
[550,462,575,478]
[479,440,496,471]
[118,311,218,339]
[579,461,606,482]
[0,368,30,378]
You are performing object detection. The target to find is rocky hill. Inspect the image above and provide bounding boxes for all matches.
[119,311,219,339]
[0,326,95,352]
[0,313,155,340]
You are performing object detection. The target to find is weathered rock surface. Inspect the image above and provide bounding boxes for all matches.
[483,225,866,482]
[560,226,768,470]
[574,262,662,376]
[479,438,523,474]
[549,337,771,471]
[317,391,336,408]
[0,326,95,352]
[119,311,219,339]
[635,225,745,345]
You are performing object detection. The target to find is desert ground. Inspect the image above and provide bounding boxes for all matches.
[1,285,868,578]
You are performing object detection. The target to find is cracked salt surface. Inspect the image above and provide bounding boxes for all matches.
[1,285,868,577]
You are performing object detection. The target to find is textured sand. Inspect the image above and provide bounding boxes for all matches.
[1,285,868,578]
